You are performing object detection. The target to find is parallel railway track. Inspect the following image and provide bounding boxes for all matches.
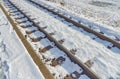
[28,0,120,49]
[1,0,101,79]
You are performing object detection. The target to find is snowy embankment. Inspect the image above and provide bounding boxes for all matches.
[11,0,120,79]
[0,8,44,79]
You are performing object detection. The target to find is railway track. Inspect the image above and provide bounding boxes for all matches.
[1,0,100,79]
[28,0,120,49]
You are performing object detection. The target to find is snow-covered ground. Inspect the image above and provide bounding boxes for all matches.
[41,0,120,33]
[8,0,120,79]
[0,8,44,79]
[1,0,120,79]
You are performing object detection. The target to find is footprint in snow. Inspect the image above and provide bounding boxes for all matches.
[0,17,8,26]
[2,61,9,72]
[0,41,9,59]
[16,72,23,79]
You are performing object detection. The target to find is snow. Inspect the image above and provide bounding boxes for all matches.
[29,31,45,38]
[2,0,120,79]
[9,0,120,79]
[19,21,33,26]
[34,0,120,42]
[13,14,24,18]
[19,20,87,78]
[16,17,28,23]
[80,74,90,79]
[3,1,91,79]
[0,8,44,79]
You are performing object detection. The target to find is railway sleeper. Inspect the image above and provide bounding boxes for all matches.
[12,15,25,20]
[14,15,25,19]
[16,18,28,23]
[27,15,31,17]
[50,56,66,67]
[115,36,120,41]
[7,6,15,9]
[30,17,39,22]
[16,20,28,24]
[70,49,77,55]
[30,18,36,20]
[107,44,115,49]
[84,59,94,68]
[8,6,16,9]
[5,3,11,6]
[10,11,20,14]
[65,71,84,79]
[41,55,53,64]
[49,32,55,36]
[34,20,40,25]
[39,45,53,53]
[15,13,24,17]
[44,58,52,63]
[30,37,44,42]
[99,31,104,34]
[92,37,96,40]
[22,11,30,14]
[70,71,81,79]
[23,11,29,14]
[9,10,18,13]
[14,16,25,20]
[20,25,32,28]
[19,21,33,27]
[41,26,47,29]
[8,8,17,11]
[26,30,37,35]
[58,39,65,44]
[10,12,21,16]
[8,7,17,10]
[25,14,31,17]
[64,75,72,79]
[56,56,66,64]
